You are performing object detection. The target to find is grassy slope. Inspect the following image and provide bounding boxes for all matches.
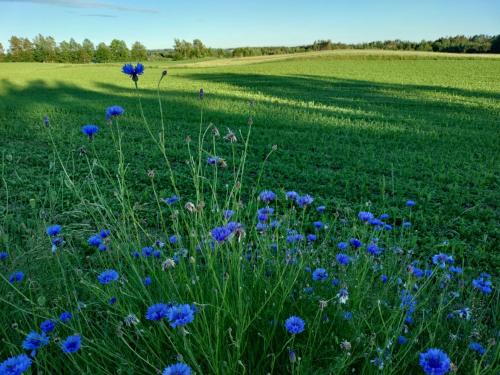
[0,52,499,270]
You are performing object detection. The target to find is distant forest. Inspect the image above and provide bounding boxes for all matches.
[0,34,499,63]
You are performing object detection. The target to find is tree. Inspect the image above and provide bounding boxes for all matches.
[131,41,147,61]
[95,42,111,63]
[109,39,129,62]
[489,35,500,53]
[9,36,31,61]
[33,34,57,62]
[0,43,4,62]
[80,39,95,63]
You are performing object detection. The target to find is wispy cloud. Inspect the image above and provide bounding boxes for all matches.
[81,13,117,18]
[0,0,159,13]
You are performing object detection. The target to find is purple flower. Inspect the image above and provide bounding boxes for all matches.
[0,354,32,374]
[9,271,24,283]
[167,304,195,328]
[336,253,350,266]
[297,194,313,208]
[259,190,276,203]
[97,269,119,285]
[40,320,56,334]
[286,191,299,201]
[419,348,451,375]
[122,63,144,81]
[61,335,81,354]
[349,238,362,249]
[358,211,374,221]
[312,268,328,281]
[81,125,99,140]
[163,363,192,375]
[284,316,305,334]
[146,303,173,321]
[105,105,124,121]
[60,311,72,322]
[163,195,180,205]
[472,275,492,294]
[46,225,61,236]
[211,226,232,243]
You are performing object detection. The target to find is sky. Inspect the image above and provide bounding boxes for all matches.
[0,0,499,49]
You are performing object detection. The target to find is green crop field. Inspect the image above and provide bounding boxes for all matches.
[0,51,499,374]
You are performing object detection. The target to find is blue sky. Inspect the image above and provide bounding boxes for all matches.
[0,0,498,49]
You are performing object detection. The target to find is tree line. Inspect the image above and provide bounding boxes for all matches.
[0,35,147,63]
[1,34,499,63]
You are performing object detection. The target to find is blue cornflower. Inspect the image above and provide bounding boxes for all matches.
[132,250,140,258]
[0,354,32,375]
[163,363,192,375]
[99,229,111,238]
[398,335,408,345]
[336,253,351,265]
[313,221,324,229]
[87,235,101,247]
[409,266,424,278]
[256,222,267,232]
[211,226,232,243]
[163,195,180,205]
[402,221,411,229]
[223,210,235,219]
[369,218,384,227]
[406,200,416,207]
[317,205,326,213]
[60,312,72,323]
[469,342,486,355]
[367,243,382,256]
[472,275,492,294]
[343,311,353,320]
[81,125,99,140]
[337,242,348,250]
[257,213,268,222]
[207,156,220,165]
[297,194,313,208]
[381,274,388,283]
[384,224,393,230]
[61,335,81,354]
[22,332,49,356]
[167,304,195,328]
[286,191,299,201]
[350,238,362,248]
[105,105,124,121]
[257,207,273,216]
[449,266,463,274]
[287,233,304,243]
[226,221,242,232]
[109,297,117,305]
[143,276,152,286]
[358,211,374,221]
[40,320,56,334]
[284,316,305,334]
[153,250,161,258]
[169,235,178,244]
[97,269,119,285]
[259,190,276,203]
[0,252,8,261]
[146,303,173,321]
[98,244,107,252]
[379,213,390,220]
[307,234,317,242]
[432,253,454,268]
[419,348,451,375]
[312,268,328,281]
[46,225,61,236]
[122,63,144,81]
[142,246,154,257]
[9,271,24,283]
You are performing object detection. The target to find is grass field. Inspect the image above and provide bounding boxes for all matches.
[0,51,499,374]
[1,52,499,265]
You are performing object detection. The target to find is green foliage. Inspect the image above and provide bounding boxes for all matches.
[0,55,498,373]
[131,41,147,61]
[109,39,130,62]
[95,42,112,63]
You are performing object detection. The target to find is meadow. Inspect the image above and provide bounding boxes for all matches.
[0,51,499,374]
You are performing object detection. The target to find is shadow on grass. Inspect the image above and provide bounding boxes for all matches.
[0,73,498,267]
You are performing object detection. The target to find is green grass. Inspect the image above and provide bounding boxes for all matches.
[0,52,499,374]
[1,54,499,266]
